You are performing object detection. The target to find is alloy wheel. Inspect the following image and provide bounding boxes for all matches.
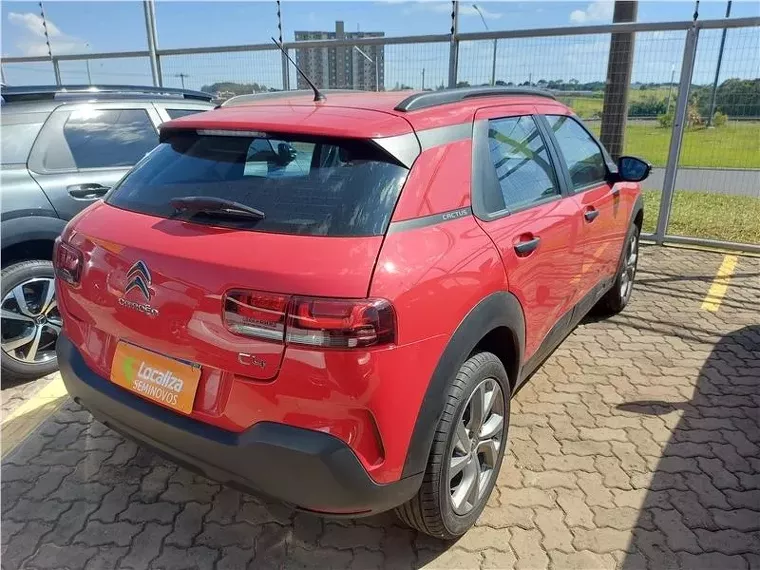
[1,278,61,364]
[448,377,505,515]
[619,232,639,302]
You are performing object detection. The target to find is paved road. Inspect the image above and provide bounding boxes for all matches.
[643,167,760,197]
[2,247,759,569]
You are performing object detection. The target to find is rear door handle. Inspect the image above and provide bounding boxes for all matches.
[584,208,600,222]
[67,183,110,199]
[514,236,541,255]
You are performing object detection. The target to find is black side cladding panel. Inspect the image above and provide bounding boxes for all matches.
[401,292,525,478]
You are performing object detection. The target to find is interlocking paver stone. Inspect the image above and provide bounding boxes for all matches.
[1,246,758,569]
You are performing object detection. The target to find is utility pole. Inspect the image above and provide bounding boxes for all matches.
[665,64,675,114]
[472,4,497,86]
[422,68,425,90]
[707,0,732,127]
[175,73,189,89]
[599,1,638,161]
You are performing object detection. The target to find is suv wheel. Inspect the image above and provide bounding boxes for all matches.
[595,222,640,316]
[396,352,510,539]
[1,260,62,382]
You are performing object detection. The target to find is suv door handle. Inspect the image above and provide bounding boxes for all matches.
[67,183,110,199]
[584,208,600,222]
[514,236,541,256]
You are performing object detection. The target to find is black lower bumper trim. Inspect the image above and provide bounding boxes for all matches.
[56,334,422,515]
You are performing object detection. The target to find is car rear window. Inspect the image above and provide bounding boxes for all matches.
[106,132,409,237]
[1,112,48,164]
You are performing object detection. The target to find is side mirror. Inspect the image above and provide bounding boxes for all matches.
[277,142,297,165]
[617,156,651,182]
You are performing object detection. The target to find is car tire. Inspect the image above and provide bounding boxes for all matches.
[594,221,641,316]
[395,351,510,539]
[1,260,61,383]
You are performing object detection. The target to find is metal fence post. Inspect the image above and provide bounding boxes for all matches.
[143,0,160,87]
[52,57,62,85]
[281,51,290,91]
[654,24,700,244]
[448,0,459,88]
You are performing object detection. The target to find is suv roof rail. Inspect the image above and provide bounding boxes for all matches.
[394,86,556,112]
[0,84,214,103]
[220,89,362,107]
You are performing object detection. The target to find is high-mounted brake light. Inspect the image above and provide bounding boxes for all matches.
[53,238,83,285]
[223,290,396,349]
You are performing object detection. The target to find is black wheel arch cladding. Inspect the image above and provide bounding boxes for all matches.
[401,291,525,479]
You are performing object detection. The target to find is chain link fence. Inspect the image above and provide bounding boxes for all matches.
[2,18,758,250]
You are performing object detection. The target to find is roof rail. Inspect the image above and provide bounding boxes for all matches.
[394,86,556,112]
[0,84,214,103]
[220,89,362,107]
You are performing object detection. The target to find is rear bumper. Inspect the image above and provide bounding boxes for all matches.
[57,334,422,516]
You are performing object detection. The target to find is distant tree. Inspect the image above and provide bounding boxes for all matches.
[693,78,760,118]
[495,80,507,86]
[456,81,471,88]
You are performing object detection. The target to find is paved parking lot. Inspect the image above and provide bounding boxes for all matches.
[2,245,759,570]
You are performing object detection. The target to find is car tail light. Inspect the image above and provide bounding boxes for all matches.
[223,290,396,349]
[54,238,83,285]
[286,297,396,348]
[224,290,288,341]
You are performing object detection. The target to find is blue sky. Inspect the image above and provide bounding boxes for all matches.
[2,1,759,89]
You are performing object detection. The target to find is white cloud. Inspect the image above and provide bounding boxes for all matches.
[8,11,88,56]
[401,2,502,20]
[569,0,614,24]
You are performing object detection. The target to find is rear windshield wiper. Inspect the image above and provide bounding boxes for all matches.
[169,196,265,221]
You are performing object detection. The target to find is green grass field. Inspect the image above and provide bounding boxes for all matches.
[560,90,760,169]
[642,190,760,244]
[585,122,760,169]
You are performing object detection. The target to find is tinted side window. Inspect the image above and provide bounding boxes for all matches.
[487,115,559,212]
[545,115,607,189]
[166,109,205,120]
[36,109,159,171]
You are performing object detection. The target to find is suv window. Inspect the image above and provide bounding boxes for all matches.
[106,133,408,237]
[486,115,559,212]
[33,108,159,171]
[166,109,206,120]
[1,112,48,164]
[545,115,607,189]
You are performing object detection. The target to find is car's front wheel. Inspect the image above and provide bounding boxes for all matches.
[395,351,510,539]
[1,260,62,383]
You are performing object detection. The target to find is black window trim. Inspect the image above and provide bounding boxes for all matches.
[537,113,617,195]
[27,104,160,175]
[471,113,570,222]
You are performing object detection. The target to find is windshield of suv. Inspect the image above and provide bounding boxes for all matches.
[1,112,48,164]
[106,132,409,237]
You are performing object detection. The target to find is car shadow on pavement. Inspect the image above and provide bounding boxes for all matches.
[617,324,760,569]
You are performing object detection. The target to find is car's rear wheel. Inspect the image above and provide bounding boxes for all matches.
[1,260,61,383]
[595,221,640,316]
[395,351,510,539]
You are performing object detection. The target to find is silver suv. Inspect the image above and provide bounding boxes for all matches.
[1,85,214,381]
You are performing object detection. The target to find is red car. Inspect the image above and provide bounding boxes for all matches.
[55,87,649,539]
